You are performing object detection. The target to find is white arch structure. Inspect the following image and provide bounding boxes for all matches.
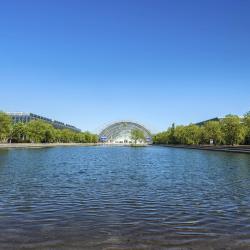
[99,121,152,144]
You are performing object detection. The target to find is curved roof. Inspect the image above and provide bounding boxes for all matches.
[99,121,152,141]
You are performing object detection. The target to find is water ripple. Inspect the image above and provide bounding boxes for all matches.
[0,146,250,249]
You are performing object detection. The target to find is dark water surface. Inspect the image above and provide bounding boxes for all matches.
[0,146,250,250]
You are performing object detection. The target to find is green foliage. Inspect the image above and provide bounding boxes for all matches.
[153,124,202,145]
[153,131,171,144]
[172,125,185,144]
[2,110,250,146]
[183,124,202,145]
[131,129,145,144]
[153,113,249,146]
[10,122,27,142]
[0,112,12,142]
[26,120,55,143]
[243,111,250,144]
[221,115,245,145]
[60,129,74,143]
[203,121,223,145]
[0,112,98,144]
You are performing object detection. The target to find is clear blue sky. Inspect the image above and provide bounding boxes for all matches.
[0,0,250,132]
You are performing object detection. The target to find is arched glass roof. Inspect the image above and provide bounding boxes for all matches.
[99,121,152,143]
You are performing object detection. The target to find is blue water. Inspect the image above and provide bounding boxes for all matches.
[0,146,250,249]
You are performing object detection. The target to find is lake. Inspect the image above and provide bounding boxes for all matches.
[0,146,250,249]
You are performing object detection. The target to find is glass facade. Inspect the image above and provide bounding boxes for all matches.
[99,121,152,144]
[7,112,81,132]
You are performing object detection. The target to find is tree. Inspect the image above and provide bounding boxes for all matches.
[0,112,98,144]
[153,130,170,144]
[168,123,176,144]
[203,121,223,145]
[172,125,201,145]
[84,131,93,143]
[60,129,74,143]
[26,120,55,143]
[0,112,12,142]
[43,126,56,143]
[152,112,250,146]
[172,125,185,144]
[243,111,250,144]
[183,124,202,145]
[83,132,98,143]
[221,115,245,145]
[11,122,27,142]
[131,129,145,144]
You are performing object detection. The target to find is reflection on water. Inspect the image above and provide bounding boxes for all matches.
[0,146,250,249]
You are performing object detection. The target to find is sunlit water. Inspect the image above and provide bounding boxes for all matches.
[0,146,250,249]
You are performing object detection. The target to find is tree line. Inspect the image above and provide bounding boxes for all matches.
[131,129,145,144]
[153,112,250,146]
[0,112,98,143]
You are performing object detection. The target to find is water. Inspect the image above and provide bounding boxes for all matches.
[0,146,250,249]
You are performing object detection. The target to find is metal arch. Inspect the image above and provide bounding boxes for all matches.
[99,121,152,141]
[100,121,151,136]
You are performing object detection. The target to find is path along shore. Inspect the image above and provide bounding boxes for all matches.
[0,143,102,149]
[159,144,250,154]
[1,143,250,154]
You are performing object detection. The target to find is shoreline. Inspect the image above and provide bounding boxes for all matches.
[0,143,149,149]
[157,144,250,154]
[0,143,102,149]
[1,143,250,154]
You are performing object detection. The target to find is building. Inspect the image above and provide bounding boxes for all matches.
[99,121,152,144]
[195,117,222,126]
[7,112,81,132]
[195,116,244,126]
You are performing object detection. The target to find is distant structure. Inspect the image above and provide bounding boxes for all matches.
[195,117,222,126]
[99,121,152,144]
[196,116,244,126]
[7,112,81,132]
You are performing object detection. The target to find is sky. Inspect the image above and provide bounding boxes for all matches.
[0,0,250,133]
